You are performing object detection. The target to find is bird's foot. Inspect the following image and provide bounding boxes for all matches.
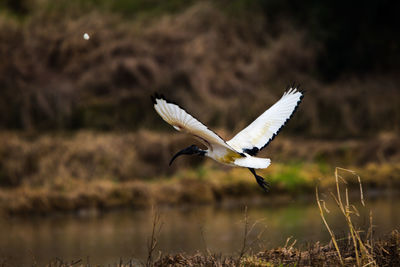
[248,168,270,192]
[255,175,270,192]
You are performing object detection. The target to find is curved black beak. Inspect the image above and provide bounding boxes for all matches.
[169,145,203,166]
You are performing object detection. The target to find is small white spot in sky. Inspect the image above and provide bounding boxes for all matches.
[83,33,90,40]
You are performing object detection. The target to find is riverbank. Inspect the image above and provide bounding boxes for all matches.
[1,131,400,214]
[1,160,399,215]
[1,131,400,215]
[152,230,400,266]
[1,130,398,187]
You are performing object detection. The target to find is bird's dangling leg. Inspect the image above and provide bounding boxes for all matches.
[248,168,270,192]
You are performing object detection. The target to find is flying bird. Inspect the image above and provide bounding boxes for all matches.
[152,86,304,191]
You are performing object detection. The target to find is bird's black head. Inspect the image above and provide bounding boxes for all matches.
[169,145,205,166]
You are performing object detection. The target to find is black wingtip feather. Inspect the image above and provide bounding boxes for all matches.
[151,92,163,102]
[285,81,303,91]
[152,92,184,107]
[151,94,157,104]
[151,92,174,104]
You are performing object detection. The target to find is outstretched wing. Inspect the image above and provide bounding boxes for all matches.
[227,87,304,154]
[152,94,239,153]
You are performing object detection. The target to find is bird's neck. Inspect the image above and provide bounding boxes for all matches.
[204,148,225,160]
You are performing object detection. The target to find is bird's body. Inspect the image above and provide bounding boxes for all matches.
[152,87,304,191]
[209,148,264,167]
[205,147,270,169]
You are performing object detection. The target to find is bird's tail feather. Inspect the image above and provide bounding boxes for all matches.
[234,156,271,169]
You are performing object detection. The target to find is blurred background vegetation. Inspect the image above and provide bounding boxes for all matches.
[0,0,399,135]
[0,0,399,210]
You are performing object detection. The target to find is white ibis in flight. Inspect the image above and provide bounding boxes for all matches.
[152,86,304,191]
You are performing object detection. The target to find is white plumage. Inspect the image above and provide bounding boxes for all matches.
[227,87,303,153]
[152,87,304,191]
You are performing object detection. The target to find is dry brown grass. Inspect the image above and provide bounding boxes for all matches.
[0,130,400,214]
[0,160,399,215]
[316,168,371,266]
[1,2,399,138]
[0,130,200,186]
[0,3,313,131]
[31,230,399,266]
[1,131,400,187]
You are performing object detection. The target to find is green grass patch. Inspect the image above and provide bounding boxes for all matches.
[268,162,312,193]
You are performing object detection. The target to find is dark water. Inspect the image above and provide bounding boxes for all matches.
[0,195,399,266]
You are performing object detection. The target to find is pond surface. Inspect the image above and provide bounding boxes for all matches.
[0,194,399,266]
